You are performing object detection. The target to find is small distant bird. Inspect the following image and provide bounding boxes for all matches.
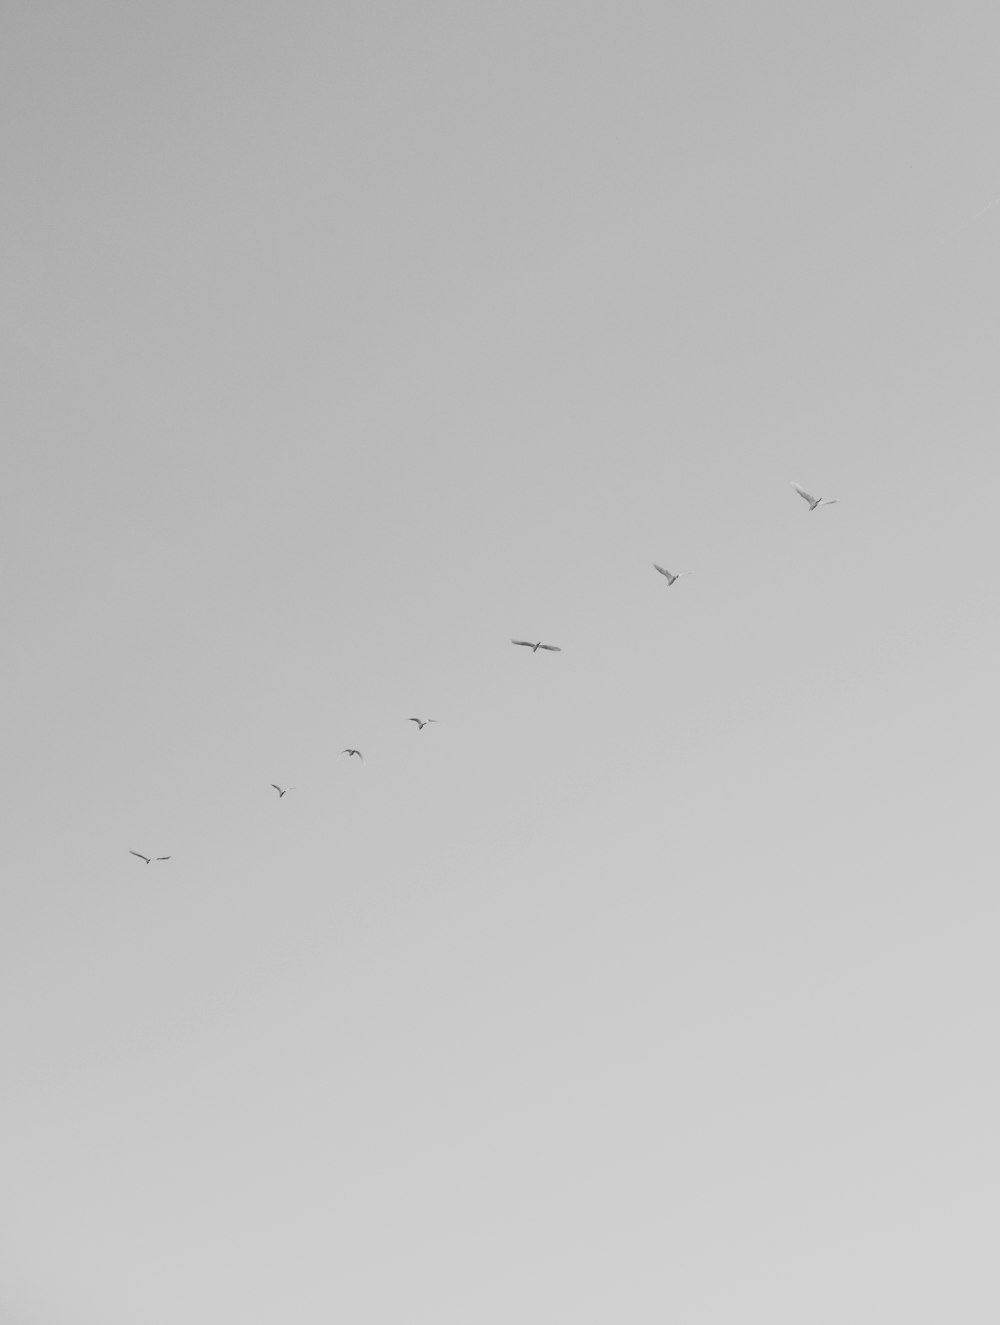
[511,639,562,653]
[130,851,171,864]
[792,482,838,511]
[342,748,365,763]
[409,718,437,730]
[653,564,689,585]
[270,784,295,798]
[943,194,1000,241]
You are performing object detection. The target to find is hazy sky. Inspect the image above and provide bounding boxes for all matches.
[4,2,1000,1321]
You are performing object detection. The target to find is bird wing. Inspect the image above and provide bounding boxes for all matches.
[129,850,150,862]
[821,498,839,506]
[156,856,171,861]
[539,644,562,651]
[408,718,422,724]
[791,482,816,504]
[511,639,534,647]
[271,784,283,792]
[653,564,673,578]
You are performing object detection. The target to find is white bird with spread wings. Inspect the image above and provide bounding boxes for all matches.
[792,482,838,511]
[511,639,561,653]
[653,564,690,585]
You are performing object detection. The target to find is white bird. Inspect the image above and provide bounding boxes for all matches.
[342,748,365,763]
[408,718,437,730]
[511,639,562,653]
[129,851,171,864]
[792,482,838,511]
[270,784,295,798]
[653,564,689,585]
[943,194,1000,241]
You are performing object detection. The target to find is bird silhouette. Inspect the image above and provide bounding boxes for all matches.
[342,748,365,763]
[511,640,562,653]
[653,564,689,585]
[129,851,171,864]
[409,718,437,730]
[270,784,295,798]
[792,482,838,511]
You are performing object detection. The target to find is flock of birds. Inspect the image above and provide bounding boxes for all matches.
[129,480,837,865]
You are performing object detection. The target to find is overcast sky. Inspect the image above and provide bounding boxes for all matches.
[4,2,1000,1321]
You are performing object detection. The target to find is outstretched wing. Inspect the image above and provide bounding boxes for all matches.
[511,639,534,647]
[156,856,171,861]
[791,482,816,505]
[408,718,422,724]
[821,498,839,507]
[129,850,150,863]
[271,784,283,792]
[539,644,562,651]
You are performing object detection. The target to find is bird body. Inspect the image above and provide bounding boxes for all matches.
[129,851,170,864]
[342,748,365,763]
[792,482,838,511]
[511,639,561,652]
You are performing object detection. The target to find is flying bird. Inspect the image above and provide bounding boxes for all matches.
[342,748,365,763]
[792,482,838,511]
[408,718,437,730]
[511,640,562,653]
[653,564,689,585]
[129,851,171,864]
[270,784,295,798]
[943,194,1000,241]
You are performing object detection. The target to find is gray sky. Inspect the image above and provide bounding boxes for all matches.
[3,2,1000,1321]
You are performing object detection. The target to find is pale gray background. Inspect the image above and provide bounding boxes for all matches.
[3,2,1000,1321]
